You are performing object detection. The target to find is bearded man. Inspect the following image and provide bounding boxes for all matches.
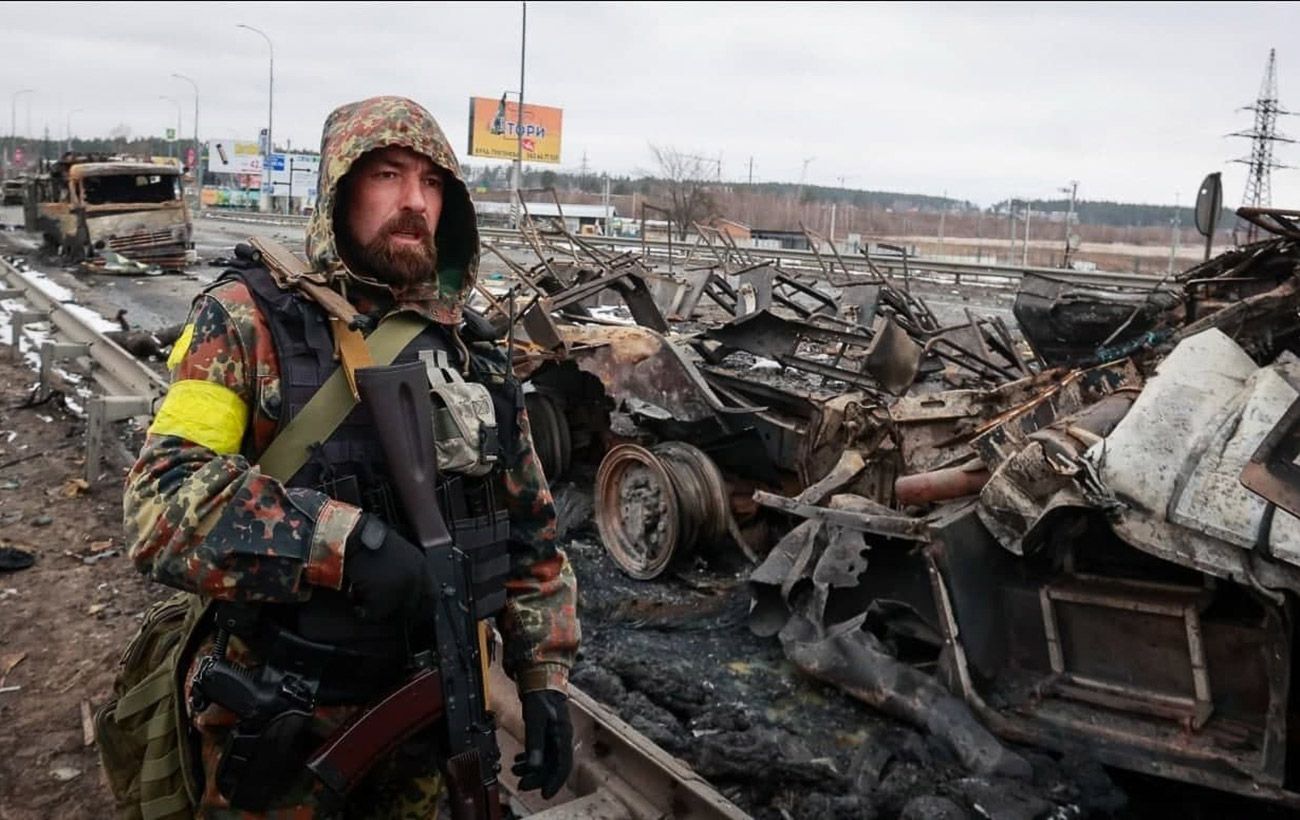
[113,96,578,818]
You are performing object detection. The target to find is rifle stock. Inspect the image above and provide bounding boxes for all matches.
[306,668,445,794]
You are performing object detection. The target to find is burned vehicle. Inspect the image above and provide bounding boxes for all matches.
[2,176,25,206]
[25,153,192,270]
[478,206,1300,809]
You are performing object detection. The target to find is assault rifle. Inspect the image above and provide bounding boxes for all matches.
[306,359,502,820]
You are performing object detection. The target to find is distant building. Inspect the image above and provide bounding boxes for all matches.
[750,228,810,251]
[474,200,616,234]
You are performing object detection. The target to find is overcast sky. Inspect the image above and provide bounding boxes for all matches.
[9,1,1300,207]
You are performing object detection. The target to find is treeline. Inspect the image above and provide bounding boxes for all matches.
[464,164,1234,230]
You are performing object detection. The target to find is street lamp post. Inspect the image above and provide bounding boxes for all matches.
[510,2,527,228]
[159,96,182,160]
[65,108,84,154]
[237,24,274,213]
[1059,180,1079,268]
[8,88,34,178]
[172,73,201,210]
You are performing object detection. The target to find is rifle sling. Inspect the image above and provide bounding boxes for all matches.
[257,313,427,483]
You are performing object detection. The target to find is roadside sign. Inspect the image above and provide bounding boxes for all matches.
[166,128,176,142]
[12,147,23,165]
[186,147,196,168]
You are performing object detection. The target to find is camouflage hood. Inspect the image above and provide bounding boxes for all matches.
[305,96,479,325]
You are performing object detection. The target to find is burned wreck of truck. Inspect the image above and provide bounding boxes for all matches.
[25,153,192,271]
[474,206,1300,811]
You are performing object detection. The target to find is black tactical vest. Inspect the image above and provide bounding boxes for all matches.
[216,268,510,677]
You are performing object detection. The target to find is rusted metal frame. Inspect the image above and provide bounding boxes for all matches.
[688,222,730,268]
[640,202,674,275]
[1038,582,1214,729]
[706,310,885,391]
[926,549,1297,800]
[752,489,927,540]
[710,222,756,268]
[1236,207,1300,241]
[701,273,739,314]
[488,660,750,819]
[1241,394,1300,518]
[771,270,840,317]
[963,308,997,364]
[546,269,637,310]
[806,312,873,372]
[991,316,1034,375]
[797,222,833,279]
[773,353,890,398]
[923,336,1021,383]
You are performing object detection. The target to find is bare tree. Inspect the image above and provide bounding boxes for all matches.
[648,144,716,240]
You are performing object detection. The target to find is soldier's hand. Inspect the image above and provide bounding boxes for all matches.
[344,513,428,622]
[512,689,573,799]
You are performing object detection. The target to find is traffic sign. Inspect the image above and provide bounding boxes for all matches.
[166,128,176,142]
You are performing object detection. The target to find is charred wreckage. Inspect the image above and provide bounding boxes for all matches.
[467,204,1300,809]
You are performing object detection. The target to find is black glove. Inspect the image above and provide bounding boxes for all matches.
[344,513,428,622]
[512,690,573,799]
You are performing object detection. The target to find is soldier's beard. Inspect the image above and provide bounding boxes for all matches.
[345,213,438,288]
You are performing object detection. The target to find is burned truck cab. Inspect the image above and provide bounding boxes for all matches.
[26,153,192,271]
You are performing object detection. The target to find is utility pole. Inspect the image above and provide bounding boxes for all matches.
[1007,197,1016,262]
[1168,193,1182,276]
[938,189,947,250]
[1060,180,1079,268]
[8,88,34,178]
[747,156,753,185]
[1022,202,1032,267]
[797,156,814,199]
[602,173,611,235]
[65,108,83,154]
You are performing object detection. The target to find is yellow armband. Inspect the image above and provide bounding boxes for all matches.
[148,380,250,455]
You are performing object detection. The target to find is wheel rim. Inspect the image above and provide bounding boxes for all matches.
[595,444,680,580]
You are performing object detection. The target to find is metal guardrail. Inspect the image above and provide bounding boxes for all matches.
[476,227,1171,292]
[1,255,166,481]
[0,256,167,401]
[198,210,1171,291]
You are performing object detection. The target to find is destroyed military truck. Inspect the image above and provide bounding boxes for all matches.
[24,152,192,270]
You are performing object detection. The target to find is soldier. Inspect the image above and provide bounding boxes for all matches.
[119,96,579,817]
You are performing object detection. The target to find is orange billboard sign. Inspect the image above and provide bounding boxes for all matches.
[466,96,563,164]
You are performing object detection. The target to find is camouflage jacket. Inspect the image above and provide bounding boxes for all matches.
[124,97,577,693]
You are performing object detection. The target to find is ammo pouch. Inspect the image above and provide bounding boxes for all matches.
[96,592,208,820]
[421,349,500,477]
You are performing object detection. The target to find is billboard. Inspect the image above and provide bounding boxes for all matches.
[265,153,320,199]
[206,139,263,175]
[466,96,562,164]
